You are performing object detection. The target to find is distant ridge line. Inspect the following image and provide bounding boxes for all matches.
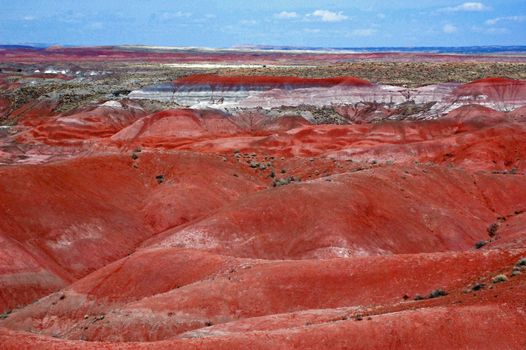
[2,44,526,55]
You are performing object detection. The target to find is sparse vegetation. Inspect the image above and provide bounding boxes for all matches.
[475,240,487,249]
[273,178,291,187]
[131,147,142,160]
[492,274,508,284]
[272,175,300,187]
[428,289,448,298]
[470,283,485,291]
[0,309,12,319]
[487,223,498,238]
[112,89,131,97]
[155,175,165,184]
[224,62,526,88]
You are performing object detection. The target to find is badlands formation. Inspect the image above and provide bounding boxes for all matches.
[1,46,526,349]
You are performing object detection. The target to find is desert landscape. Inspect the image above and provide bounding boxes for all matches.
[0,43,525,348]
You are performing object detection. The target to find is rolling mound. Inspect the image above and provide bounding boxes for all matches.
[2,248,525,342]
[17,101,147,145]
[0,151,265,312]
[147,165,526,259]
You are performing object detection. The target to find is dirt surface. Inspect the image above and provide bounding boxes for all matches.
[1,46,526,349]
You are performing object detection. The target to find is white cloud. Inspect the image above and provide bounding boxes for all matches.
[310,10,348,22]
[22,15,36,21]
[274,11,299,19]
[443,23,458,33]
[59,12,85,24]
[274,9,349,22]
[349,28,377,36]
[175,11,192,18]
[486,16,526,25]
[304,28,321,34]
[485,27,510,34]
[442,2,489,12]
[160,11,192,20]
[87,22,104,30]
[471,25,510,34]
[240,19,257,25]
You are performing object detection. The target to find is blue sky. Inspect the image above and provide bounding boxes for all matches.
[0,0,525,47]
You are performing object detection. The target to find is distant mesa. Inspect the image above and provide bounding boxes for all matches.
[129,74,379,108]
[173,74,372,89]
[129,74,374,106]
[129,75,526,112]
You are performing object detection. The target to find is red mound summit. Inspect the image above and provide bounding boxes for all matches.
[454,77,526,102]
[174,74,372,89]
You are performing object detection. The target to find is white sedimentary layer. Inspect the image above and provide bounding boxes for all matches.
[101,100,123,108]
[128,82,524,113]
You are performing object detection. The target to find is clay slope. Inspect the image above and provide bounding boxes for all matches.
[147,165,526,259]
[1,249,526,346]
[16,100,148,146]
[1,162,526,345]
[125,105,526,172]
[0,151,265,312]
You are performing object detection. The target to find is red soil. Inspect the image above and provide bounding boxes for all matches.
[1,75,526,349]
[8,99,58,123]
[1,248,524,342]
[146,165,525,259]
[0,97,10,117]
[0,75,21,91]
[112,109,241,143]
[121,106,524,172]
[111,109,313,150]
[17,101,148,145]
[0,152,265,311]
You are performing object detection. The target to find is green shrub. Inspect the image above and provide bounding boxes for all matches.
[0,310,12,319]
[470,283,485,291]
[155,175,165,184]
[475,240,487,249]
[428,289,448,298]
[492,274,508,284]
